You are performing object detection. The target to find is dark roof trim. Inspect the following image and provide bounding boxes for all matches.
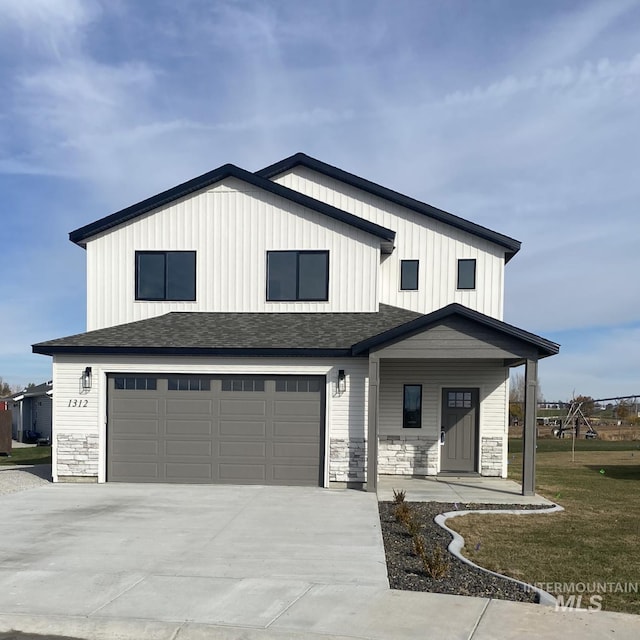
[351,303,559,357]
[32,345,355,358]
[257,153,521,262]
[69,164,395,247]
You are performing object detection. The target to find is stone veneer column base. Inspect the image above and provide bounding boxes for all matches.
[480,437,504,476]
[56,433,99,480]
[329,437,366,483]
[378,435,438,476]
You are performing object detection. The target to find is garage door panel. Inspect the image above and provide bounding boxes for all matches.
[110,419,159,435]
[273,442,319,458]
[111,461,159,480]
[271,465,319,484]
[220,399,267,416]
[112,398,160,413]
[111,439,158,456]
[218,464,266,481]
[273,421,319,437]
[219,441,266,457]
[165,441,213,456]
[219,421,266,437]
[274,400,320,417]
[165,463,213,481]
[108,374,323,485]
[165,420,213,436]
[166,399,213,414]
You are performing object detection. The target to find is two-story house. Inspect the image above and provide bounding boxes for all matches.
[33,153,558,493]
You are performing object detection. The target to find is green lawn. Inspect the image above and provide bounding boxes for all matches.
[448,439,640,614]
[0,446,52,466]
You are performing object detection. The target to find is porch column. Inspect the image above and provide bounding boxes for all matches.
[522,358,538,496]
[367,354,380,493]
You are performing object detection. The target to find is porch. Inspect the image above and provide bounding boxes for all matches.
[376,474,553,505]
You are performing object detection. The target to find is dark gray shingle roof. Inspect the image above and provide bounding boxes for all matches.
[32,305,422,355]
[32,304,558,359]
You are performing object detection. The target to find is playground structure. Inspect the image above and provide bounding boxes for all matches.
[552,400,598,439]
[549,394,640,439]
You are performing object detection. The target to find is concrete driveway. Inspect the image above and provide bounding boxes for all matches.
[2,481,640,640]
[0,483,387,628]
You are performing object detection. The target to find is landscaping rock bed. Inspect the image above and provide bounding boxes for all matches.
[379,501,548,603]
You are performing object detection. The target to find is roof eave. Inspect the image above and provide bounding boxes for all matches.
[32,345,355,358]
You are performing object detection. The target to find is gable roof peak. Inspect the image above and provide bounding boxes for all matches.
[256,153,521,262]
[68,161,395,248]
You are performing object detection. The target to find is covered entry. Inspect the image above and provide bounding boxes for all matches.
[107,374,324,486]
[357,304,559,496]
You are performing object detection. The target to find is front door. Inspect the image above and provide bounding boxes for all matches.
[440,388,479,473]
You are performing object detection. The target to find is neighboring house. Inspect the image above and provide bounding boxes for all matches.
[33,153,558,493]
[8,381,53,444]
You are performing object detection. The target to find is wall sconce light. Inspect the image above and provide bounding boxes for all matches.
[337,369,346,394]
[82,366,92,390]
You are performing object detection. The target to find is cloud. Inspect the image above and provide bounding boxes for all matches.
[0,0,99,57]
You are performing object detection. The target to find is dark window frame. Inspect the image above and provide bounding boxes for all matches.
[266,250,329,302]
[135,250,196,301]
[457,258,476,290]
[400,259,419,291]
[403,384,422,429]
[114,377,158,391]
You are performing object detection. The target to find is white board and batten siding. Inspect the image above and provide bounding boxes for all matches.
[86,177,380,331]
[379,359,509,475]
[51,355,369,483]
[273,167,505,320]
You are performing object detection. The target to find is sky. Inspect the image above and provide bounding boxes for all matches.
[0,0,639,400]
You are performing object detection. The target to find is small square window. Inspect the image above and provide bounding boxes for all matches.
[400,260,419,290]
[457,259,476,290]
[403,385,422,428]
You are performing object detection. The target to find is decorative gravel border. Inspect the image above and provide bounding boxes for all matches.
[435,503,564,606]
[379,501,564,605]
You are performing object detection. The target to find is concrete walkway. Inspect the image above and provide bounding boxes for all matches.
[0,482,638,640]
[377,474,554,504]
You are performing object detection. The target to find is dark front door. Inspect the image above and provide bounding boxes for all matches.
[440,388,479,473]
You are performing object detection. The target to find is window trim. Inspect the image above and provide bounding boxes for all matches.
[266,250,329,302]
[402,384,422,429]
[135,250,196,302]
[400,259,419,291]
[457,258,476,290]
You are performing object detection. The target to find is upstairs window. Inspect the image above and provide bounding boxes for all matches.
[136,251,196,301]
[457,259,476,290]
[400,260,419,290]
[267,250,329,301]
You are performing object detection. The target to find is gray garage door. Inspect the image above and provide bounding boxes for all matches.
[107,375,324,486]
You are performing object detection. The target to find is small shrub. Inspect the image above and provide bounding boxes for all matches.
[412,533,427,557]
[392,488,407,503]
[393,501,412,525]
[405,517,422,537]
[421,543,450,580]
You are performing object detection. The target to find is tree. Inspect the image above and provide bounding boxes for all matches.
[509,371,544,425]
[573,395,595,417]
[0,377,12,398]
[616,400,631,422]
